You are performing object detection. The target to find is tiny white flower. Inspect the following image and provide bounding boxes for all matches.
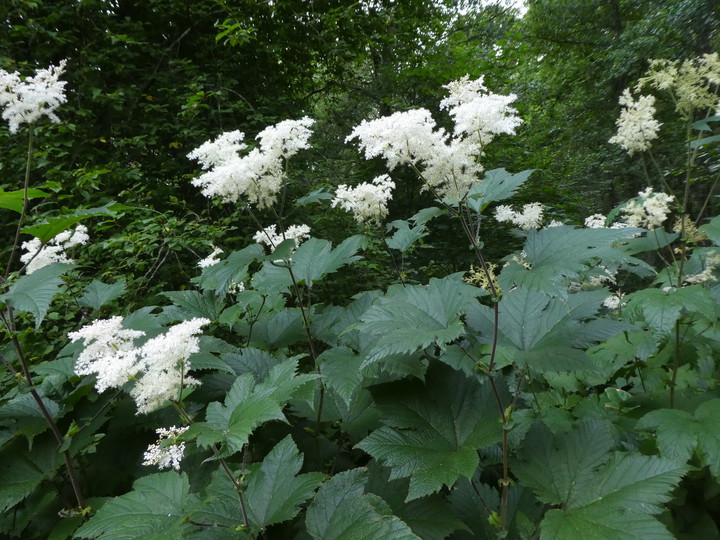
[198,246,223,268]
[142,426,189,470]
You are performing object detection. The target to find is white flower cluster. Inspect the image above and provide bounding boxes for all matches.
[346,75,521,201]
[584,214,607,229]
[0,60,68,133]
[69,317,209,414]
[609,89,661,156]
[253,223,311,250]
[197,246,223,268]
[685,251,720,284]
[440,75,522,144]
[494,202,544,230]
[332,174,395,224]
[641,53,720,115]
[602,292,625,310]
[188,117,314,208]
[20,224,89,274]
[142,426,189,471]
[620,187,674,229]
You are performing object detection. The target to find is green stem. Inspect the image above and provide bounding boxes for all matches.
[4,127,34,280]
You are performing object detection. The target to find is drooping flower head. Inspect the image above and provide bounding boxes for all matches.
[0,60,68,133]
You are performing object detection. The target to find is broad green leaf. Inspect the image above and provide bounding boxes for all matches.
[512,420,616,506]
[467,289,629,374]
[247,307,305,348]
[0,447,47,513]
[357,274,485,365]
[306,469,420,540]
[409,206,445,226]
[499,227,643,297]
[0,263,73,328]
[244,436,323,530]
[21,202,123,243]
[0,187,48,213]
[689,134,720,148]
[699,215,720,246]
[693,399,720,479]
[195,244,263,295]
[318,347,365,405]
[296,188,333,205]
[75,472,195,539]
[467,168,534,211]
[623,285,718,334]
[0,393,60,446]
[541,507,674,540]
[356,363,504,500]
[366,463,467,540]
[636,409,697,464]
[189,358,317,457]
[160,289,225,321]
[290,235,365,286]
[186,468,247,534]
[386,220,428,252]
[78,279,127,310]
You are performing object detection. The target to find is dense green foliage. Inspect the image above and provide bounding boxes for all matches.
[2,1,720,539]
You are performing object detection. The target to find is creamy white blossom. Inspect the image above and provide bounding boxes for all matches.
[70,317,209,414]
[142,426,189,471]
[584,214,607,229]
[253,223,311,250]
[609,89,661,156]
[684,251,720,284]
[346,76,521,201]
[197,246,223,268]
[0,60,68,133]
[332,174,395,224]
[602,293,625,310]
[494,202,544,230]
[440,75,522,144]
[20,224,89,274]
[188,118,314,208]
[620,187,674,229]
[69,317,144,392]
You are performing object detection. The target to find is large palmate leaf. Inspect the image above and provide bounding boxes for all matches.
[637,399,720,478]
[499,226,643,297]
[244,436,323,531]
[467,168,534,211]
[0,262,73,328]
[318,346,365,406]
[512,421,687,540]
[467,289,631,374]
[78,279,127,310]
[623,285,718,334]
[75,472,196,539]
[305,469,420,540]
[356,274,486,365]
[160,289,225,321]
[0,187,48,213]
[252,235,365,293]
[188,358,317,457]
[356,363,504,500]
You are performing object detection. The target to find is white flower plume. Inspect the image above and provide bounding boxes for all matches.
[253,223,311,251]
[142,426,189,471]
[188,117,314,208]
[0,60,68,133]
[609,89,661,156]
[20,224,89,274]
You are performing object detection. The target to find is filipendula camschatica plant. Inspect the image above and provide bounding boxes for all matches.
[3,56,720,539]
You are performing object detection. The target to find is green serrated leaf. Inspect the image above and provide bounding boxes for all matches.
[499,227,643,297]
[357,274,485,365]
[623,285,718,334]
[75,472,194,539]
[160,289,225,321]
[244,436,323,530]
[319,347,365,406]
[467,168,535,211]
[296,188,333,206]
[694,399,720,479]
[0,446,47,513]
[636,409,697,464]
[0,263,73,328]
[386,221,428,252]
[290,235,365,286]
[357,363,503,500]
[0,393,60,447]
[196,244,263,295]
[78,279,127,310]
[0,187,48,213]
[306,469,420,540]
